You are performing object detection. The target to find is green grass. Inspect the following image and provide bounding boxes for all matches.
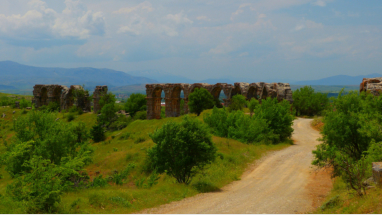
[314,178,382,214]
[0,102,291,214]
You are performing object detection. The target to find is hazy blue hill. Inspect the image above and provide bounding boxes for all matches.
[0,61,158,89]
[292,73,382,85]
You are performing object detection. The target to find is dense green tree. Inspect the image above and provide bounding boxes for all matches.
[124,93,147,117]
[3,111,92,177]
[254,97,294,142]
[188,88,215,116]
[248,98,259,116]
[228,95,247,112]
[148,116,217,184]
[293,86,329,116]
[97,103,118,127]
[98,92,116,111]
[312,91,382,195]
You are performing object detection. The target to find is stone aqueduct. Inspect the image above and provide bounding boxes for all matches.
[146,82,293,119]
[32,82,293,120]
[33,84,108,113]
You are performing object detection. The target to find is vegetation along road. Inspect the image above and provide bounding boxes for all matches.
[142,118,333,214]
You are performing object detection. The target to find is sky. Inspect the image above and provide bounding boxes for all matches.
[0,0,381,81]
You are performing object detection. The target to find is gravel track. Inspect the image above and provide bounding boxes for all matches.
[142,118,332,214]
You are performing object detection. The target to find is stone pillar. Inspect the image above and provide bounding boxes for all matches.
[183,98,189,114]
[154,97,162,119]
[373,162,382,186]
[223,99,231,107]
[15,101,20,109]
[93,86,108,113]
[172,98,180,117]
[165,98,172,117]
[146,97,155,119]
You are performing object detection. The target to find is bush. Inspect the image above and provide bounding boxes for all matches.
[133,111,147,120]
[148,116,217,184]
[124,93,147,117]
[112,163,136,185]
[98,92,116,111]
[90,124,105,143]
[204,98,293,144]
[293,86,329,116]
[67,113,75,122]
[188,88,215,116]
[248,98,259,116]
[3,111,92,176]
[228,95,247,112]
[97,103,117,127]
[19,98,32,109]
[108,115,132,131]
[312,91,382,195]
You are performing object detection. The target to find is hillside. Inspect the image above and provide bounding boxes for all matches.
[0,101,290,213]
[0,61,157,90]
[293,74,382,85]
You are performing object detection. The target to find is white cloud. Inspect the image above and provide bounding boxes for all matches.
[0,0,105,40]
[313,0,326,7]
[196,16,210,21]
[112,1,153,14]
[166,11,193,25]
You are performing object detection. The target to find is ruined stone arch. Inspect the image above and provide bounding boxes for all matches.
[40,87,48,106]
[146,84,165,119]
[247,84,259,101]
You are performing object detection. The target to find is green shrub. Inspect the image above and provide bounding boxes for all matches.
[203,107,279,144]
[119,132,131,140]
[67,113,75,122]
[90,124,105,143]
[188,88,215,116]
[134,137,146,144]
[228,95,247,112]
[248,98,259,116]
[108,115,132,131]
[293,86,329,116]
[124,93,147,117]
[134,111,147,120]
[109,196,131,207]
[148,116,217,184]
[68,106,78,113]
[19,98,32,109]
[112,163,136,185]
[91,175,108,188]
[97,103,118,127]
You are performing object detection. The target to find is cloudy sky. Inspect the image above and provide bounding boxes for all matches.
[0,0,381,81]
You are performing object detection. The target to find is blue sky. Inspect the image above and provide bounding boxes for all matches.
[0,0,381,81]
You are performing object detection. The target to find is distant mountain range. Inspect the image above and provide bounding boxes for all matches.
[0,61,157,90]
[0,61,380,94]
[292,74,382,85]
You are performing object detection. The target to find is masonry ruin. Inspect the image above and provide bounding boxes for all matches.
[33,85,103,112]
[146,82,293,120]
[360,78,382,96]
[93,86,108,113]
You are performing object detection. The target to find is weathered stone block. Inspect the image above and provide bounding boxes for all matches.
[372,162,382,186]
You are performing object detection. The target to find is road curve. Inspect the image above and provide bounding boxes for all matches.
[142,118,332,214]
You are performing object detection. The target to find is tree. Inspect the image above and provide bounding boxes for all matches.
[97,103,117,127]
[188,88,215,116]
[248,98,259,116]
[98,92,116,111]
[254,97,294,142]
[228,95,247,112]
[292,86,329,116]
[148,116,217,184]
[3,110,92,177]
[124,93,147,117]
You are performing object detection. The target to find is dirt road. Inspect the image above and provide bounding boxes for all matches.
[143,118,332,214]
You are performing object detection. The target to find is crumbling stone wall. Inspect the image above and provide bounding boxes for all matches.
[33,84,91,112]
[360,78,382,96]
[93,86,108,113]
[33,84,64,108]
[146,82,293,120]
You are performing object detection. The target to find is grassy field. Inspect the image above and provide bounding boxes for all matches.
[314,178,382,214]
[0,105,291,213]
